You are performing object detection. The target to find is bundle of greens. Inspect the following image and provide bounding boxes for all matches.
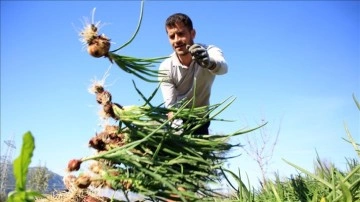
[65,82,263,201]
[79,0,167,82]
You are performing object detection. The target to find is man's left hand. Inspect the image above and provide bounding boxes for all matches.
[187,44,215,69]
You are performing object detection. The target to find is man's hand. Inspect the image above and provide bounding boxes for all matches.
[167,111,174,120]
[187,44,216,69]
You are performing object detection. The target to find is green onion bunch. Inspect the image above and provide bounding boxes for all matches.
[79,0,168,82]
[66,82,263,201]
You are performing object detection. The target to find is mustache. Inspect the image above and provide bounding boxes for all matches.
[174,43,186,48]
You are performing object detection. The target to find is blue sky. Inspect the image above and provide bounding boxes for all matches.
[1,0,359,190]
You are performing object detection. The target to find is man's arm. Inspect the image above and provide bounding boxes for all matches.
[159,81,177,108]
[187,44,228,75]
[158,62,177,108]
[207,45,228,75]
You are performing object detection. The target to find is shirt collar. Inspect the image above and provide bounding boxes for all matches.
[171,52,194,69]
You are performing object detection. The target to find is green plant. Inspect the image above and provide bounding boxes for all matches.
[221,168,254,202]
[7,132,45,202]
[282,94,360,202]
[222,94,360,202]
[64,81,266,201]
[79,0,168,82]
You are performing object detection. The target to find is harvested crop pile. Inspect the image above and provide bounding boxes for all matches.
[35,188,119,202]
[63,81,261,202]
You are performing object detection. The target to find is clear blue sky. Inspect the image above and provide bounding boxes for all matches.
[1,0,359,190]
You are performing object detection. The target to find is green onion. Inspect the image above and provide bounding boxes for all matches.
[79,0,168,82]
[66,83,266,201]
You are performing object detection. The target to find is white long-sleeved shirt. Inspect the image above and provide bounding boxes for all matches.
[158,44,228,108]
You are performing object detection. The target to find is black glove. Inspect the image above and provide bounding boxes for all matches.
[187,44,215,69]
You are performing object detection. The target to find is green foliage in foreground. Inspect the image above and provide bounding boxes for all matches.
[6,95,359,202]
[6,132,45,202]
[223,94,360,202]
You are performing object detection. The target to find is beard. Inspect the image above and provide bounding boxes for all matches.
[176,49,189,56]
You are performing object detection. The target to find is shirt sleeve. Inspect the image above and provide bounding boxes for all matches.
[207,45,228,75]
[158,61,177,108]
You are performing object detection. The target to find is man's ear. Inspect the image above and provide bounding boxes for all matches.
[191,29,196,40]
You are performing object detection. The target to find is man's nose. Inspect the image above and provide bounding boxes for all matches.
[174,34,181,43]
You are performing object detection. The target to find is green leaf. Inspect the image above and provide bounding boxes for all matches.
[111,0,144,53]
[7,190,44,202]
[270,182,282,202]
[108,52,167,83]
[353,93,360,111]
[13,131,35,191]
[221,168,252,200]
[7,191,26,202]
[283,158,333,189]
[343,124,360,158]
[339,181,352,202]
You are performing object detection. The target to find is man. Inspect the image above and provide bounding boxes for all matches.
[158,13,228,135]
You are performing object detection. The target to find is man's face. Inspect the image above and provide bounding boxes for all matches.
[166,22,195,56]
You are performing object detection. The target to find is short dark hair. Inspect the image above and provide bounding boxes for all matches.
[165,13,193,31]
